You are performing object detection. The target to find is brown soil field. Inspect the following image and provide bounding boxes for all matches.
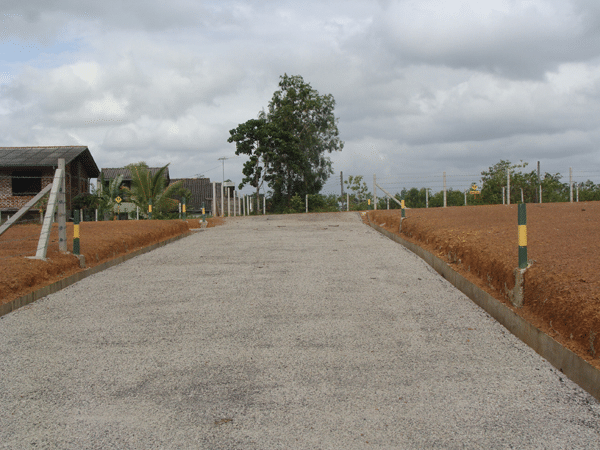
[0,216,224,306]
[368,202,600,369]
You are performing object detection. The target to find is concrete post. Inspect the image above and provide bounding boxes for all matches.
[263,195,266,215]
[443,172,447,208]
[347,193,349,212]
[212,182,216,217]
[373,174,377,211]
[306,194,308,213]
[228,188,231,217]
[502,187,505,205]
[58,158,67,252]
[426,188,429,208]
[507,168,511,205]
[570,167,573,202]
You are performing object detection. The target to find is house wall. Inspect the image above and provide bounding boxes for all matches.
[0,158,93,212]
[0,169,54,211]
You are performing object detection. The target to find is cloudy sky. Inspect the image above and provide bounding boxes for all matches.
[2,0,600,196]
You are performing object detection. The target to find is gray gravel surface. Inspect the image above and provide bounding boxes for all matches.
[1,212,599,449]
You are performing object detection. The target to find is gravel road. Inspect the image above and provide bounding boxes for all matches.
[1,212,599,449]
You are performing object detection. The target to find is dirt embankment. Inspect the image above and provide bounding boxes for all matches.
[369,203,600,369]
[0,217,225,306]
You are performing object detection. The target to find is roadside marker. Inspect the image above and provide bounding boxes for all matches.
[73,210,80,256]
[518,203,527,269]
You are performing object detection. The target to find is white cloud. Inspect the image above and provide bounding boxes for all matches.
[1,0,600,187]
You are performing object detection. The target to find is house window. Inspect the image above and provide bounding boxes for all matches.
[12,171,42,196]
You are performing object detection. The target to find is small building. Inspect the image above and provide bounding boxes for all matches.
[170,177,215,213]
[0,146,100,215]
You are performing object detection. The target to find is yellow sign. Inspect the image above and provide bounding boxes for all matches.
[469,184,480,195]
[115,196,122,203]
[368,199,371,205]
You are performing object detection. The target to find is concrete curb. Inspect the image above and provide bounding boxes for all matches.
[367,217,600,402]
[0,230,195,318]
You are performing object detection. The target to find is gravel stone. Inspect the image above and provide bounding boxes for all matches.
[1,212,599,449]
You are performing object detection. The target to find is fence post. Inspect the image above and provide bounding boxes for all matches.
[306,194,308,213]
[518,203,527,269]
[58,158,67,252]
[347,193,349,211]
[426,188,429,208]
[263,195,266,215]
[577,183,579,202]
[136,206,139,220]
[212,182,216,218]
[373,174,377,211]
[95,209,98,221]
[178,202,181,219]
[148,198,153,219]
[443,172,447,208]
[502,187,505,205]
[182,198,186,220]
[521,188,524,203]
[73,209,80,256]
[507,168,511,205]
[570,167,573,202]
[464,190,467,206]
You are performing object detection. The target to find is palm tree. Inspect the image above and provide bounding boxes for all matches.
[126,162,183,218]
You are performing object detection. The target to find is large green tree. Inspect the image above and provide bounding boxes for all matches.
[228,74,344,212]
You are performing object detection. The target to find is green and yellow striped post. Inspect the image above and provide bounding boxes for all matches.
[73,210,80,256]
[518,203,527,269]
[401,199,406,219]
[148,199,153,220]
[182,198,187,220]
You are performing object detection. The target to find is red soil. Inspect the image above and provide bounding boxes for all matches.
[369,202,600,369]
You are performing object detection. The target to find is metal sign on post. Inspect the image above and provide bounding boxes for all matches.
[115,196,122,220]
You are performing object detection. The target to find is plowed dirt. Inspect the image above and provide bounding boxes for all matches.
[368,202,600,369]
[0,217,224,306]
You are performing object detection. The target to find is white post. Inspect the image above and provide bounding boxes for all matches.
[347,193,349,211]
[58,158,67,252]
[521,188,524,203]
[373,174,377,211]
[540,186,543,203]
[464,190,467,206]
[305,194,308,213]
[387,197,389,210]
[426,189,429,208]
[178,202,181,219]
[95,209,98,221]
[228,188,231,217]
[443,172,447,208]
[507,168,510,205]
[212,182,216,217]
[221,182,224,217]
[263,195,266,215]
[502,187,505,204]
[577,183,579,202]
[136,206,139,220]
[570,167,573,202]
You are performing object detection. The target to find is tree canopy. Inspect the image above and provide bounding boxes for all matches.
[228,74,343,213]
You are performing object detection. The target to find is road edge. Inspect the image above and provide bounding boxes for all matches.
[0,230,195,318]
[366,216,600,403]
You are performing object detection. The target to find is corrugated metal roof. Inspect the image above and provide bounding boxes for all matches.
[101,167,170,181]
[0,146,100,176]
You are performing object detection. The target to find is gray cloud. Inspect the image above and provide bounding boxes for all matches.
[1,0,600,187]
